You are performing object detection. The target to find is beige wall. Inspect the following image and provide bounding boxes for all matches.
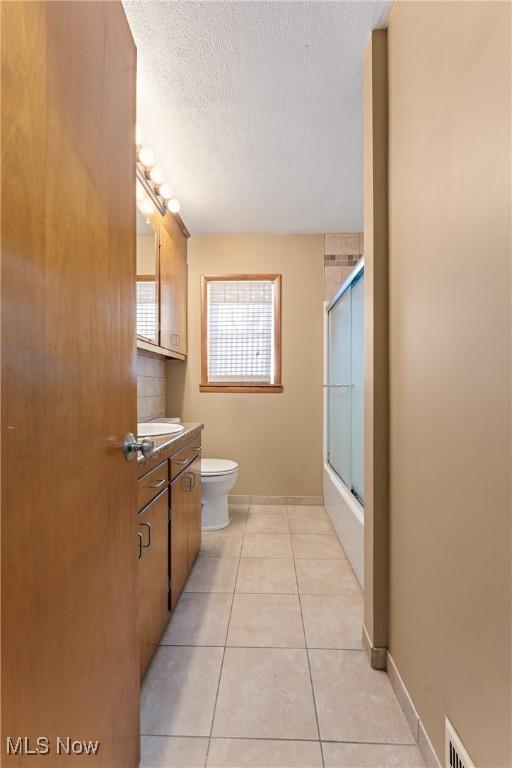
[167,235,324,496]
[387,2,511,765]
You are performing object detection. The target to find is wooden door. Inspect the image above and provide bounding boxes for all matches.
[137,489,171,679]
[159,221,187,356]
[170,474,191,609]
[187,462,202,570]
[1,3,139,766]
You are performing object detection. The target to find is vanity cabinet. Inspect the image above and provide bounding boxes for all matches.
[136,426,202,677]
[137,487,170,679]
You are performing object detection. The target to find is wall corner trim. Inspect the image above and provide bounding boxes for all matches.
[387,652,442,768]
[362,624,387,670]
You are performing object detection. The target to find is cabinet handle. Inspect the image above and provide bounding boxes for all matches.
[139,521,152,548]
[148,478,166,489]
[183,473,193,492]
[192,446,201,453]
[137,532,144,559]
[175,458,189,466]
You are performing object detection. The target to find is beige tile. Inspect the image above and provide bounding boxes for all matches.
[288,508,334,534]
[249,496,287,506]
[201,531,244,557]
[249,504,287,514]
[325,234,343,256]
[141,646,223,736]
[212,648,318,740]
[184,556,239,593]
[322,742,425,767]
[227,511,248,532]
[339,233,362,256]
[140,736,209,767]
[286,496,324,506]
[236,557,297,594]
[242,533,292,558]
[246,513,289,534]
[295,559,361,595]
[229,504,249,515]
[300,595,363,649]
[208,738,323,767]
[291,534,345,559]
[227,594,305,648]
[309,650,415,744]
[160,593,232,646]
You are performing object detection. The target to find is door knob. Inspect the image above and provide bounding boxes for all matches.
[123,432,154,461]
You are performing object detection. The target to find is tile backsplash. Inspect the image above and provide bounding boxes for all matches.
[137,352,166,422]
[324,233,363,302]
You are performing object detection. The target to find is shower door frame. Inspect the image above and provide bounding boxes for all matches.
[326,258,365,506]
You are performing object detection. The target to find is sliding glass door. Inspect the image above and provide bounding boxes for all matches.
[327,263,364,506]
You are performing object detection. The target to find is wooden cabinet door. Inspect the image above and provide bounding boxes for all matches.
[1,3,139,766]
[159,222,187,356]
[170,473,191,609]
[188,462,202,570]
[137,489,171,679]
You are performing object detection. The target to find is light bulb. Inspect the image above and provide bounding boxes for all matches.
[138,146,154,168]
[135,180,145,202]
[167,198,181,214]
[158,183,173,200]
[149,166,164,185]
[137,197,156,216]
[135,124,143,146]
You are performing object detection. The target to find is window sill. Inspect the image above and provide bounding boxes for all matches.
[199,384,283,394]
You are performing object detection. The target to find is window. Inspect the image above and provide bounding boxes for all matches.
[201,274,282,393]
[136,277,158,342]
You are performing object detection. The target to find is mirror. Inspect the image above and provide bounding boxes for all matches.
[136,209,159,344]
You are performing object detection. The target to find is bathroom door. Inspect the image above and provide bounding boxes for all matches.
[1,3,139,766]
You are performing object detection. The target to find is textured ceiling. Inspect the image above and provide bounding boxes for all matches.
[123,1,392,235]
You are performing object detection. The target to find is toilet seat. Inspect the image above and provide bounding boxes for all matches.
[201,458,238,477]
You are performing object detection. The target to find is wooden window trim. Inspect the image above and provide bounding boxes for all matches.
[200,274,282,393]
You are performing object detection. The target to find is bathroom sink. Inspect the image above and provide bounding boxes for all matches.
[137,422,185,438]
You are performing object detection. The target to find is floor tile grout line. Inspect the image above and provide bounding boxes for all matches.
[159,643,365,652]
[204,513,246,767]
[141,733,419,748]
[292,550,325,768]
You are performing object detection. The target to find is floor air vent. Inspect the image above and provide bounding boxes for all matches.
[445,717,475,768]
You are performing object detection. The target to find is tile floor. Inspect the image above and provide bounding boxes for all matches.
[140,504,425,768]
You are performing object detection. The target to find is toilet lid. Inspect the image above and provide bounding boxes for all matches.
[201,458,238,476]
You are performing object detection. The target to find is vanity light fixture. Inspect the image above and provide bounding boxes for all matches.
[135,135,182,224]
[158,183,173,201]
[149,166,164,185]
[138,146,155,168]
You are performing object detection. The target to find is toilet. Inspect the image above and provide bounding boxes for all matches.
[200,458,239,531]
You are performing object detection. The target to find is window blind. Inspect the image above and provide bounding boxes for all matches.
[136,280,157,340]
[207,280,275,384]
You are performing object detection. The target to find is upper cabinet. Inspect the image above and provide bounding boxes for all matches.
[136,209,188,359]
[159,222,187,356]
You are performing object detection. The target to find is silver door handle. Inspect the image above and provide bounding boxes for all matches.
[137,532,144,559]
[148,478,166,489]
[123,432,154,461]
[139,521,151,548]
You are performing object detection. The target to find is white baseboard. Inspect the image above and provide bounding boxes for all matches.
[387,652,442,768]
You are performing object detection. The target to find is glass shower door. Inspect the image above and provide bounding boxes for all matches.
[350,271,364,504]
[327,264,364,507]
[327,290,352,486]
